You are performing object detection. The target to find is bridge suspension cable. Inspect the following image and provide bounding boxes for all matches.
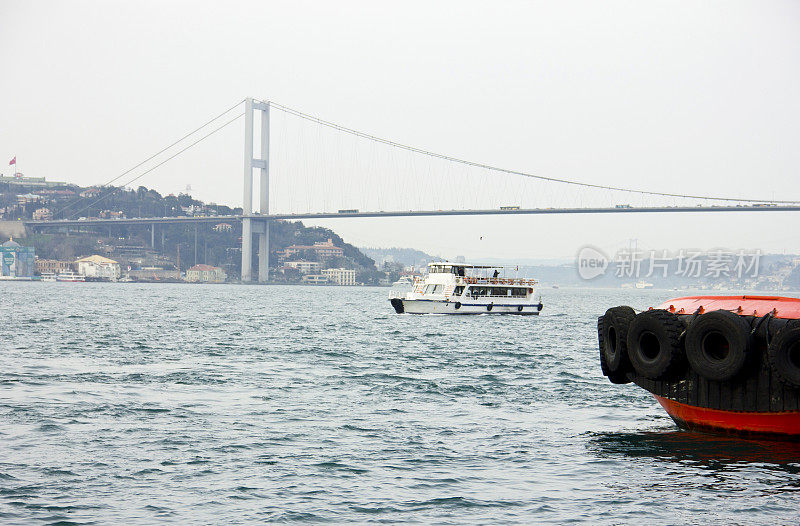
[57,101,245,219]
[264,99,798,205]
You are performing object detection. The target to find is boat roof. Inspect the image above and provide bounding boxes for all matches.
[428,261,503,269]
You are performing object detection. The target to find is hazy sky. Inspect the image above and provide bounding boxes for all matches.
[1,1,799,259]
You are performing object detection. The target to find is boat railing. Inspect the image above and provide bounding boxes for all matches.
[411,276,537,288]
[461,276,537,286]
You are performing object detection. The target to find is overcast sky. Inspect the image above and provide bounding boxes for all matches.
[1,1,799,260]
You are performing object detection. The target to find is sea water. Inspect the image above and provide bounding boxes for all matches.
[1,283,798,524]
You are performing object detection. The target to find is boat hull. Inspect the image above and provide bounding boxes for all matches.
[598,296,800,440]
[392,298,540,315]
[655,395,800,439]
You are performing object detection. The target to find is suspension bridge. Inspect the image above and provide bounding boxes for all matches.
[24,97,800,282]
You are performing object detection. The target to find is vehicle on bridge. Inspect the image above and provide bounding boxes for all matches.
[500,206,520,211]
[389,262,543,315]
[337,209,359,214]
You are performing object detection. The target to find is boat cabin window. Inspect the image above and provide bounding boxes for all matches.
[453,286,465,296]
[424,284,443,294]
[429,264,469,275]
[469,286,528,297]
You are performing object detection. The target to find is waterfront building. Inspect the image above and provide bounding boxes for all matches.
[186,264,227,283]
[301,274,329,284]
[0,238,35,278]
[36,258,74,275]
[285,260,321,274]
[321,267,357,286]
[75,255,121,280]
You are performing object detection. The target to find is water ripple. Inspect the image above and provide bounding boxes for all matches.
[0,283,797,523]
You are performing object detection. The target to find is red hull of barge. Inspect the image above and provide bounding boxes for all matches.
[655,396,800,439]
[599,295,800,440]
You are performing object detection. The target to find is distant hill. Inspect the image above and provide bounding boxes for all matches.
[361,247,439,267]
[1,179,376,279]
[273,221,375,269]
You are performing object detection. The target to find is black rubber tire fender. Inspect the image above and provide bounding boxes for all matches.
[598,316,609,376]
[487,304,493,312]
[598,314,631,384]
[454,302,461,310]
[390,298,404,314]
[517,305,523,312]
[768,320,800,388]
[626,309,685,380]
[685,310,751,381]
[602,306,636,374]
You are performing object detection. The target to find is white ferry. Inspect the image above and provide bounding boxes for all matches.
[389,262,543,315]
[56,271,86,282]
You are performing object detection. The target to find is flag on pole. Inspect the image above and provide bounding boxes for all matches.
[8,157,15,166]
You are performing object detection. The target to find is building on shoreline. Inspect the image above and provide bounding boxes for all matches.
[285,260,322,274]
[76,255,121,280]
[322,267,356,285]
[301,274,329,284]
[36,258,74,275]
[186,264,226,283]
[0,238,35,278]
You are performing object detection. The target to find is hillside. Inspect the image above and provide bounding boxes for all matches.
[360,246,438,268]
[0,178,378,281]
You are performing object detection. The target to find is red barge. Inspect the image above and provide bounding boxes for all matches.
[599,296,800,440]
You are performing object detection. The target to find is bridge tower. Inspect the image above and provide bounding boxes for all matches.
[241,97,270,283]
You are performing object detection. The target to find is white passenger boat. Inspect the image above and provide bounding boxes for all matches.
[389,262,543,315]
[56,271,86,282]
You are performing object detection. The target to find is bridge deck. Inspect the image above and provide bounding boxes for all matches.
[23,205,800,228]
